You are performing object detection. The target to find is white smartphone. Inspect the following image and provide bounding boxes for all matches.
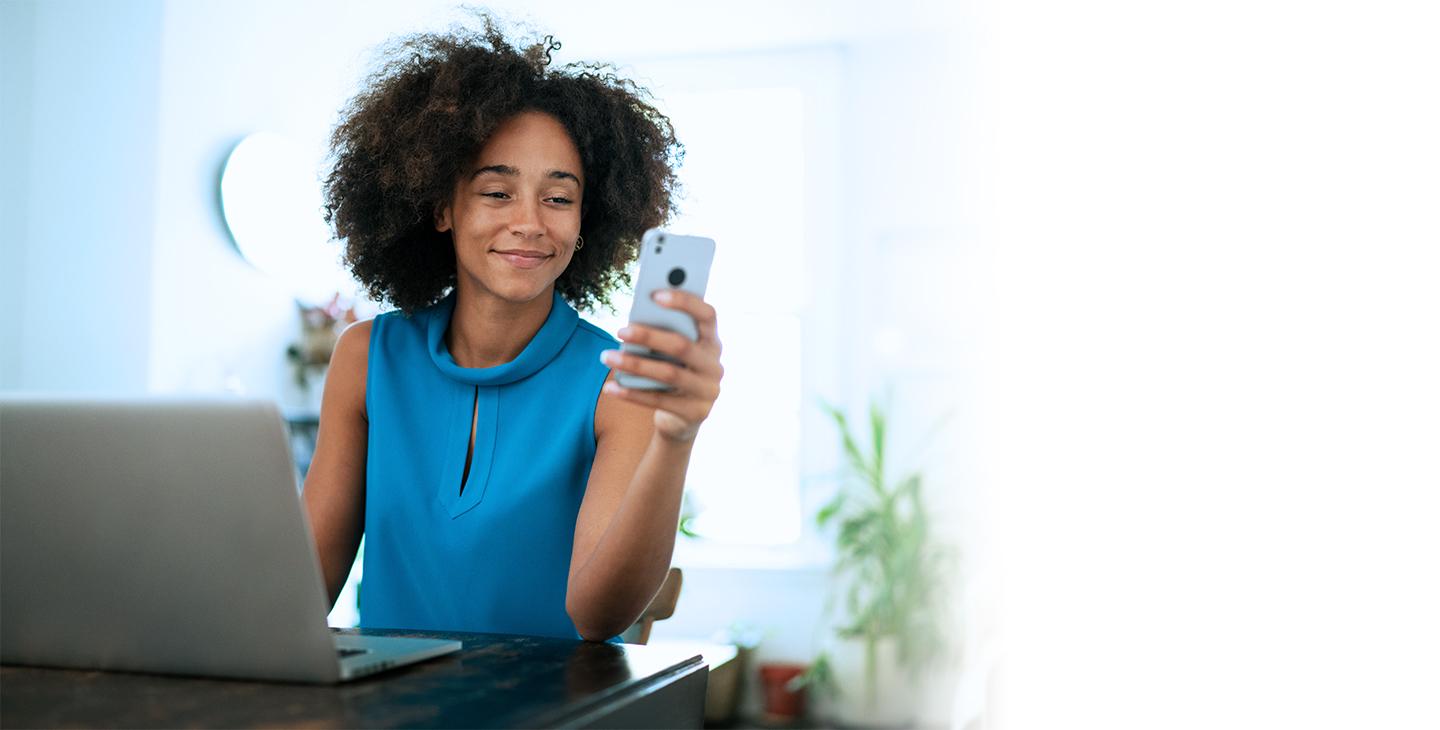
[617,228,716,391]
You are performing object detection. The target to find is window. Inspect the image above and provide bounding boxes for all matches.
[586,48,844,561]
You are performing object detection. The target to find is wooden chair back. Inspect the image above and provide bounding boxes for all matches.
[622,567,683,645]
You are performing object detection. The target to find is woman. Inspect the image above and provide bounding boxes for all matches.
[303,16,723,642]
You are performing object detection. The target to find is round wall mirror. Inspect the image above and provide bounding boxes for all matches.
[219,132,357,306]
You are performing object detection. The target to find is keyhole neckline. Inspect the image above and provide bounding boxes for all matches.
[425,289,579,386]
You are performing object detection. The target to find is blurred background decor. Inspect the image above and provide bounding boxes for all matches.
[219,131,361,309]
[705,621,762,727]
[759,660,810,727]
[276,292,356,479]
[804,397,954,727]
[285,292,357,409]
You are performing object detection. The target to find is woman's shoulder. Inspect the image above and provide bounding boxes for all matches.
[565,317,620,369]
[332,318,375,376]
[364,303,438,352]
[320,318,375,422]
[572,318,620,349]
[336,317,375,353]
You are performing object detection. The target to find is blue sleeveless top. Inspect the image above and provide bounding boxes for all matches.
[360,289,618,639]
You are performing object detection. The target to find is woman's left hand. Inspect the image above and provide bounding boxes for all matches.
[601,290,723,443]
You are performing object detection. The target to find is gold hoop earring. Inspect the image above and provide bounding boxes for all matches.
[575,235,585,251]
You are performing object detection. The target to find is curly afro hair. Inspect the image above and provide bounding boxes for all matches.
[324,12,682,315]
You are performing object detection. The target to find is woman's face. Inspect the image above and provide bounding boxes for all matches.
[438,111,584,305]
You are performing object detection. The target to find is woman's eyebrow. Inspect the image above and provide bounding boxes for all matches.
[472,164,518,178]
[471,165,580,186]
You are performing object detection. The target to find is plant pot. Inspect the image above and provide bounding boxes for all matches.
[758,662,808,725]
[823,636,918,728]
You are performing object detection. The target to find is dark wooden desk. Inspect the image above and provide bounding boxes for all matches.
[0,628,708,728]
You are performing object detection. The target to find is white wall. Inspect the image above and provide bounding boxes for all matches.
[968,2,1440,729]
[0,0,33,387]
[1,0,164,393]
[145,0,432,399]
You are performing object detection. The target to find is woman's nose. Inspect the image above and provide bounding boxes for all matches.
[509,198,544,238]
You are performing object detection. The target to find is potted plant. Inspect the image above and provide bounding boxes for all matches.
[799,397,953,727]
[284,293,357,411]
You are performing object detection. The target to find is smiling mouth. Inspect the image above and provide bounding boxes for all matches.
[492,250,553,270]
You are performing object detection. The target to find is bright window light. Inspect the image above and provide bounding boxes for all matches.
[588,86,807,545]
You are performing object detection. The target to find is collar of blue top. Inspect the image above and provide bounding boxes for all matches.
[425,289,579,386]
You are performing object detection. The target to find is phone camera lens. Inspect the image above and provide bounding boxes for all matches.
[667,268,686,286]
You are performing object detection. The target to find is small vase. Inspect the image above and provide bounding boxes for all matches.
[758,662,808,726]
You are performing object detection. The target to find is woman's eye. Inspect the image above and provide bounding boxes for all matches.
[547,197,574,205]
[482,191,510,200]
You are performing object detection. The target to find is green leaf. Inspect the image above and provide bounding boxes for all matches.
[789,653,835,694]
[869,400,886,490]
[822,400,871,482]
[816,492,846,528]
[677,514,700,538]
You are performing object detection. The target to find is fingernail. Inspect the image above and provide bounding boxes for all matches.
[600,350,620,365]
[617,326,633,338]
[603,382,622,394]
[654,290,673,303]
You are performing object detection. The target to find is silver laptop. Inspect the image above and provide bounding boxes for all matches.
[0,395,460,683]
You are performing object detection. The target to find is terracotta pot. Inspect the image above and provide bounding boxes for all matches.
[758,662,808,723]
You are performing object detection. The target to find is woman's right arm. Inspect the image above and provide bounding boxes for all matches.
[301,319,372,610]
